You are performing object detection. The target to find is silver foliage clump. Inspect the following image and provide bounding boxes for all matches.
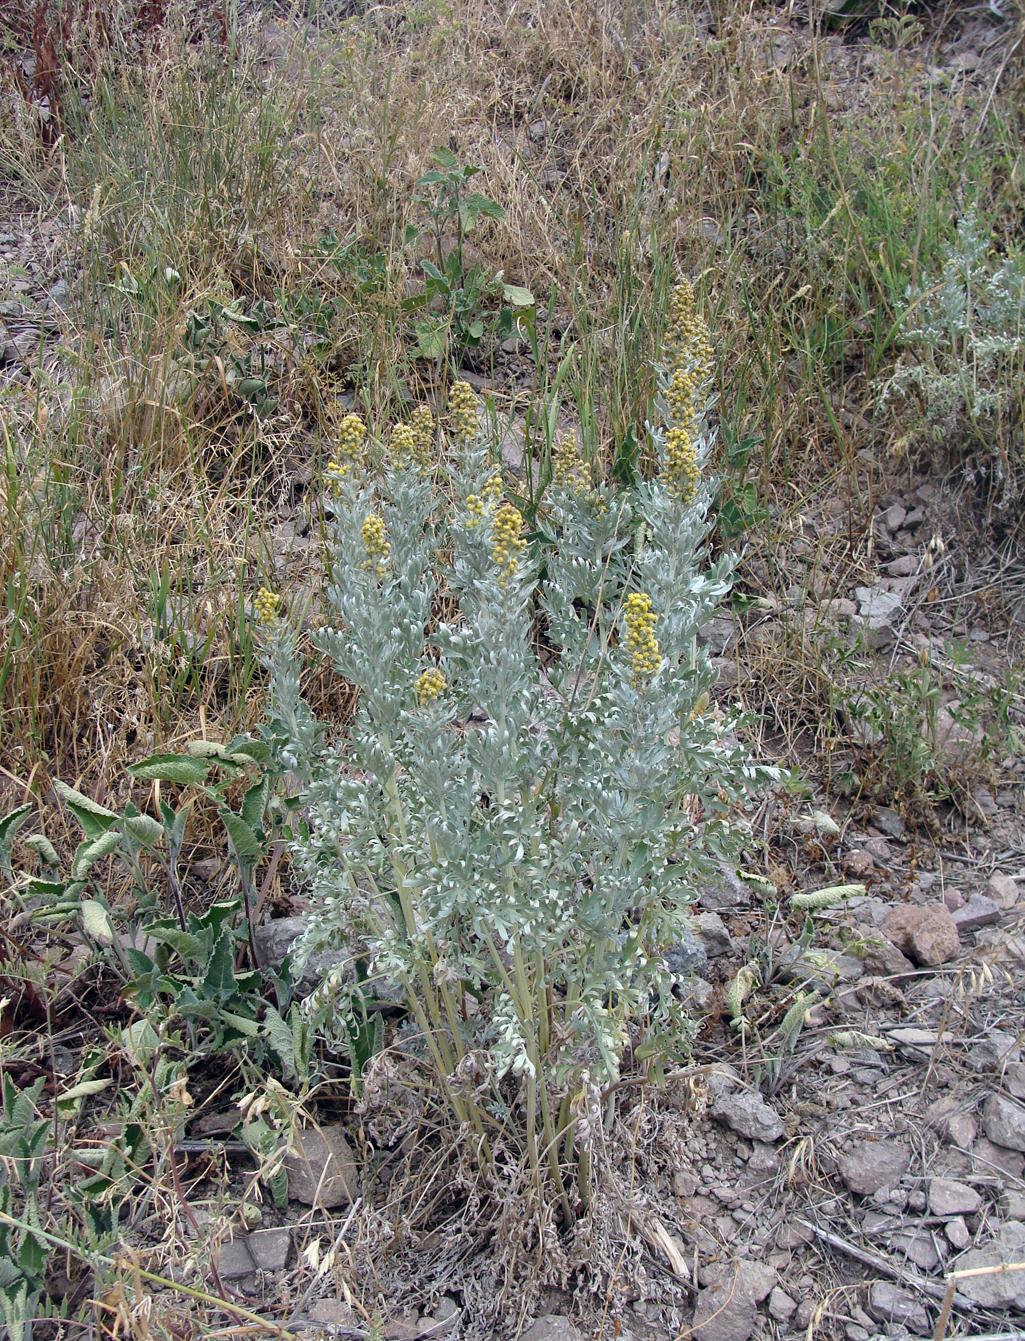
[258,300,778,1199]
[877,210,1025,502]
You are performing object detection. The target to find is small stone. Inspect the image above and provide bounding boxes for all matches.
[768,1287,796,1322]
[673,1169,699,1198]
[696,862,750,910]
[855,584,903,622]
[665,927,707,976]
[987,873,1021,910]
[246,1227,291,1271]
[884,554,917,577]
[857,930,916,980]
[951,894,1001,932]
[967,1030,1020,1073]
[872,806,906,839]
[253,916,349,997]
[216,1235,257,1280]
[892,1228,942,1271]
[946,1218,970,1249]
[982,1094,1025,1152]
[954,1222,1025,1309]
[973,1136,1025,1179]
[308,1301,356,1326]
[284,1125,357,1207]
[692,1261,774,1341]
[519,1317,582,1341]
[383,1315,422,1341]
[866,1282,929,1334]
[837,1139,911,1197]
[694,911,731,958]
[1007,1063,1025,1101]
[947,1114,978,1148]
[928,1178,982,1217]
[710,1091,785,1143]
[882,904,960,967]
[1002,1190,1025,1220]
[883,503,907,531]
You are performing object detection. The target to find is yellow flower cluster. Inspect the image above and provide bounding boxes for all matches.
[662,280,714,503]
[326,413,366,488]
[416,667,446,705]
[361,512,390,576]
[409,405,435,467]
[665,425,700,505]
[552,433,590,493]
[624,592,661,683]
[389,421,418,466]
[254,586,280,624]
[447,380,479,443]
[491,502,525,584]
[664,279,713,376]
[465,468,503,528]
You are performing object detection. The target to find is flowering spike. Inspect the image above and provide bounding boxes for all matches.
[361,512,390,576]
[326,413,366,489]
[253,586,281,624]
[491,502,525,584]
[416,667,446,705]
[623,592,661,683]
[447,380,480,443]
[664,425,700,504]
[552,433,590,493]
[409,405,436,467]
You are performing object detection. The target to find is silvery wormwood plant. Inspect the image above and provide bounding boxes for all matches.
[877,209,1025,500]
[255,293,778,1211]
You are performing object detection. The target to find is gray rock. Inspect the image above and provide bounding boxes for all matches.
[699,615,739,655]
[665,927,708,976]
[216,1235,257,1280]
[946,1217,970,1249]
[247,1227,291,1271]
[520,1317,582,1341]
[891,1227,942,1271]
[951,894,1001,933]
[884,554,918,577]
[710,1090,785,1143]
[928,1178,982,1217]
[1002,1190,1025,1220]
[873,806,906,840]
[987,873,1021,910]
[696,863,750,911]
[767,1287,796,1322]
[972,1136,1025,1179]
[837,1140,911,1197]
[1007,1063,1025,1101]
[253,916,348,996]
[982,1094,1025,1152]
[954,1222,1025,1310]
[678,976,714,1011]
[254,916,402,1004]
[866,1282,929,1333]
[883,503,907,531]
[692,1261,775,1341]
[285,1125,357,1207]
[694,911,731,958]
[855,585,903,622]
[308,1301,357,1327]
[967,1030,1020,1074]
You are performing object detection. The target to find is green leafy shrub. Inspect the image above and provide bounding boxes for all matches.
[257,285,778,1219]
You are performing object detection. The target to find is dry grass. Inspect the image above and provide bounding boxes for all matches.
[1,0,1022,831]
